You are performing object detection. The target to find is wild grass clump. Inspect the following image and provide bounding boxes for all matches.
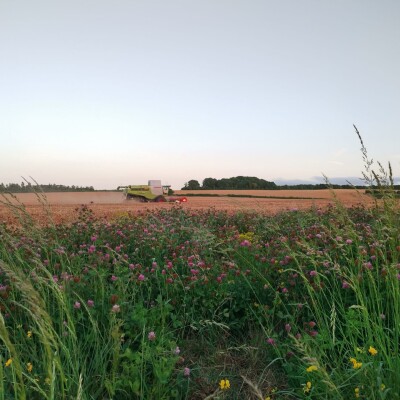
[0,130,398,399]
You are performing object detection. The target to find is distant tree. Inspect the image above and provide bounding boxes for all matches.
[182,180,201,190]
[202,176,277,190]
[202,178,218,189]
[184,176,278,190]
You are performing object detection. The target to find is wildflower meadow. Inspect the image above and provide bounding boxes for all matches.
[0,144,399,399]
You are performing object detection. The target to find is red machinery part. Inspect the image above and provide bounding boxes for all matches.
[165,197,187,203]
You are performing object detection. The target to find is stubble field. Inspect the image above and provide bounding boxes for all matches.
[0,189,371,225]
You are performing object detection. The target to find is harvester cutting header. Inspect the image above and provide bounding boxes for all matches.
[117,180,187,203]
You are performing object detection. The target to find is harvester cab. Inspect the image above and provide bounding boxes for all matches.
[162,185,171,195]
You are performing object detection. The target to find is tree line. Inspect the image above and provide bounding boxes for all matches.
[182,176,277,190]
[0,182,95,193]
[181,177,374,190]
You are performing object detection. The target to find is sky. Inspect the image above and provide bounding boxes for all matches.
[1,0,399,189]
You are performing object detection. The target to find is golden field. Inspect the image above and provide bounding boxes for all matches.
[0,189,372,225]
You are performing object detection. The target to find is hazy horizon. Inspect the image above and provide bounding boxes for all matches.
[1,1,399,190]
[2,174,400,191]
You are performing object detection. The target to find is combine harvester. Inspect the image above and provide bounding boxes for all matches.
[117,180,187,203]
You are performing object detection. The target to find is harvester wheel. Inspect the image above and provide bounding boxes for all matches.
[154,196,166,202]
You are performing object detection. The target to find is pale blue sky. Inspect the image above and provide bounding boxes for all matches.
[1,0,399,189]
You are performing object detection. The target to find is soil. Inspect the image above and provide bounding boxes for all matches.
[0,189,373,225]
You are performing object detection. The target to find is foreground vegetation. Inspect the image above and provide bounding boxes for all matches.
[1,129,399,399]
[0,187,399,399]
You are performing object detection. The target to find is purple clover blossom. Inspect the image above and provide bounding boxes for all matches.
[363,262,373,270]
[267,338,276,346]
[342,281,351,289]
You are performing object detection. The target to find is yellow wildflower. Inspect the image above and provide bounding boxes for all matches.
[27,330,32,338]
[5,358,12,367]
[303,381,312,393]
[368,346,378,356]
[355,387,360,398]
[239,232,255,243]
[380,383,386,391]
[219,379,230,390]
[306,365,318,372]
[27,362,33,373]
[349,357,362,369]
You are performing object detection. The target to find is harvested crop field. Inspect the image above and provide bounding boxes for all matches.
[175,188,367,199]
[0,189,373,225]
